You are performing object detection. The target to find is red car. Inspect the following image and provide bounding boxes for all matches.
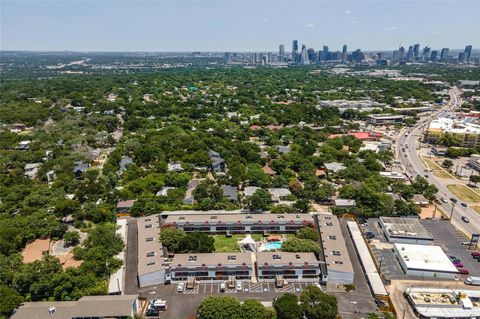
[471,252,480,259]
[458,268,469,275]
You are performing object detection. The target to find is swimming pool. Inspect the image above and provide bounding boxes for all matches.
[260,241,283,251]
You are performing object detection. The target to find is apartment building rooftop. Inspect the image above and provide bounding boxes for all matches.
[256,252,319,267]
[164,213,313,225]
[137,216,164,276]
[172,252,253,268]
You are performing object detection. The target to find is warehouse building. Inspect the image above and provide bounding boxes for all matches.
[394,243,458,279]
[405,287,480,319]
[256,252,320,281]
[379,217,433,245]
[163,213,314,234]
[170,252,253,281]
[316,213,354,284]
[137,216,167,287]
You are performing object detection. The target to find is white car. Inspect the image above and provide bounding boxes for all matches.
[177,282,185,293]
[236,282,243,291]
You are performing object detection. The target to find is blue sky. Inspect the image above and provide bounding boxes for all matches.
[1,0,479,51]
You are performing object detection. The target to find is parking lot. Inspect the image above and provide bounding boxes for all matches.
[362,218,480,281]
[174,281,319,295]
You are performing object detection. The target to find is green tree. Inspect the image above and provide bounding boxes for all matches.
[197,296,240,319]
[160,227,187,253]
[180,232,215,253]
[442,159,453,169]
[273,293,303,319]
[0,285,24,318]
[296,227,319,241]
[239,299,273,319]
[246,189,271,212]
[300,285,338,319]
[63,231,81,247]
[281,238,320,254]
[469,175,480,187]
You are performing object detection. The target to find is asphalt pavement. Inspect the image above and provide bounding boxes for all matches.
[395,87,480,238]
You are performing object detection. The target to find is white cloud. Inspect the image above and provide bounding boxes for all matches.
[351,20,358,24]
[263,18,269,23]
[384,26,397,31]
[303,23,315,28]
[344,10,351,15]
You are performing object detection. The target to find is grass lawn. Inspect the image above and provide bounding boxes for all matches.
[447,184,480,203]
[422,157,455,179]
[472,206,480,215]
[212,234,262,252]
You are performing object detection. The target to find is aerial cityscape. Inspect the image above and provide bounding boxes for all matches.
[1,1,480,319]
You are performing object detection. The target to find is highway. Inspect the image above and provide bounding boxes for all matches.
[395,87,480,238]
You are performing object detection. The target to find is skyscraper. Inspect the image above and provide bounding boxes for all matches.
[307,48,316,63]
[292,40,298,62]
[440,48,449,61]
[465,45,472,62]
[422,46,431,62]
[406,46,414,62]
[413,43,420,60]
[300,44,309,65]
[342,44,347,54]
[431,50,438,62]
[399,46,406,60]
[279,44,285,62]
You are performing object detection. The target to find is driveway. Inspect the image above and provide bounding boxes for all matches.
[125,218,138,294]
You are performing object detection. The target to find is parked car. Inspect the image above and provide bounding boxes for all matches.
[177,282,185,293]
[471,252,480,259]
[450,197,457,203]
[458,268,470,275]
[236,282,243,291]
[462,216,470,223]
[453,261,464,268]
[448,255,459,262]
[365,232,375,240]
[461,203,468,207]
[441,197,448,203]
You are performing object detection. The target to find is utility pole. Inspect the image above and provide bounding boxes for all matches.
[450,202,456,220]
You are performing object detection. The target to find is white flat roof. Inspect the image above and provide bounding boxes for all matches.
[394,243,458,273]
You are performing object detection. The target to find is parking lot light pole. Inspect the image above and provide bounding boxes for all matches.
[450,202,456,220]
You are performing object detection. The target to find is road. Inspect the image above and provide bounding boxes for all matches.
[395,87,480,238]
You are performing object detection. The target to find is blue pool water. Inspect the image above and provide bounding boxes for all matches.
[262,241,283,251]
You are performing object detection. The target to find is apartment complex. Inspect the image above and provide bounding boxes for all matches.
[163,213,314,234]
[170,253,253,281]
[316,213,354,284]
[366,114,404,125]
[425,115,480,148]
[137,216,167,287]
[256,252,320,280]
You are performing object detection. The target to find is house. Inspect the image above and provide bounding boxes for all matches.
[22,239,51,263]
[116,200,136,216]
[220,185,238,203]
[315,169,326,178]
[262,165,276,176]
[16,140,31,150]
[24,163,41,179]
[11,295,140,319]
[156,187,176,197]
[244,186,261,197]
[269,188,292,202]
[167,162,184,172]
[183,179,204,204]
[324,162,346,176]
[46,170,56,182]
[411,194,430,206]
[118,156,133,174]
[275,145,291,154]
[72,162,89,178]
[334,199,356,208]
[209,150,225,172]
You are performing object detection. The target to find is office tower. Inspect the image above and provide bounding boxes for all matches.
[406,46,414,62]
[440,48,449,61]
[279,44,285,62]
[465,45,472,61]
[224,52,231,60]
[459,52,466,62]
[413,43,420,60]
[431,50,438,62]
[422,46,431,62]
[300,45,309,65]
[307,48,316,62]
[267,52,273,64]
[351,49,363,63]
[292,40,299,62]
[342,44,347,54]
[321,45,329,61]
[399,46,406,60]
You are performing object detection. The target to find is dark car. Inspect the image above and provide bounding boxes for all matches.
[365,232,375,239]
[461,203,468,208]
[450,197,458,203]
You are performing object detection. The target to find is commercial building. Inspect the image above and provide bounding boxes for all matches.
[137,216,167,287]
[379,217,433,244]
[163,213,314,234]
[316,213,354,284]
[405,287,480,319]
[366,114,404,126]
[170,253,253,281]
[425,115,480,148]
[257,252,320,281]
[11,295,140,319]
[393,243,458,278]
